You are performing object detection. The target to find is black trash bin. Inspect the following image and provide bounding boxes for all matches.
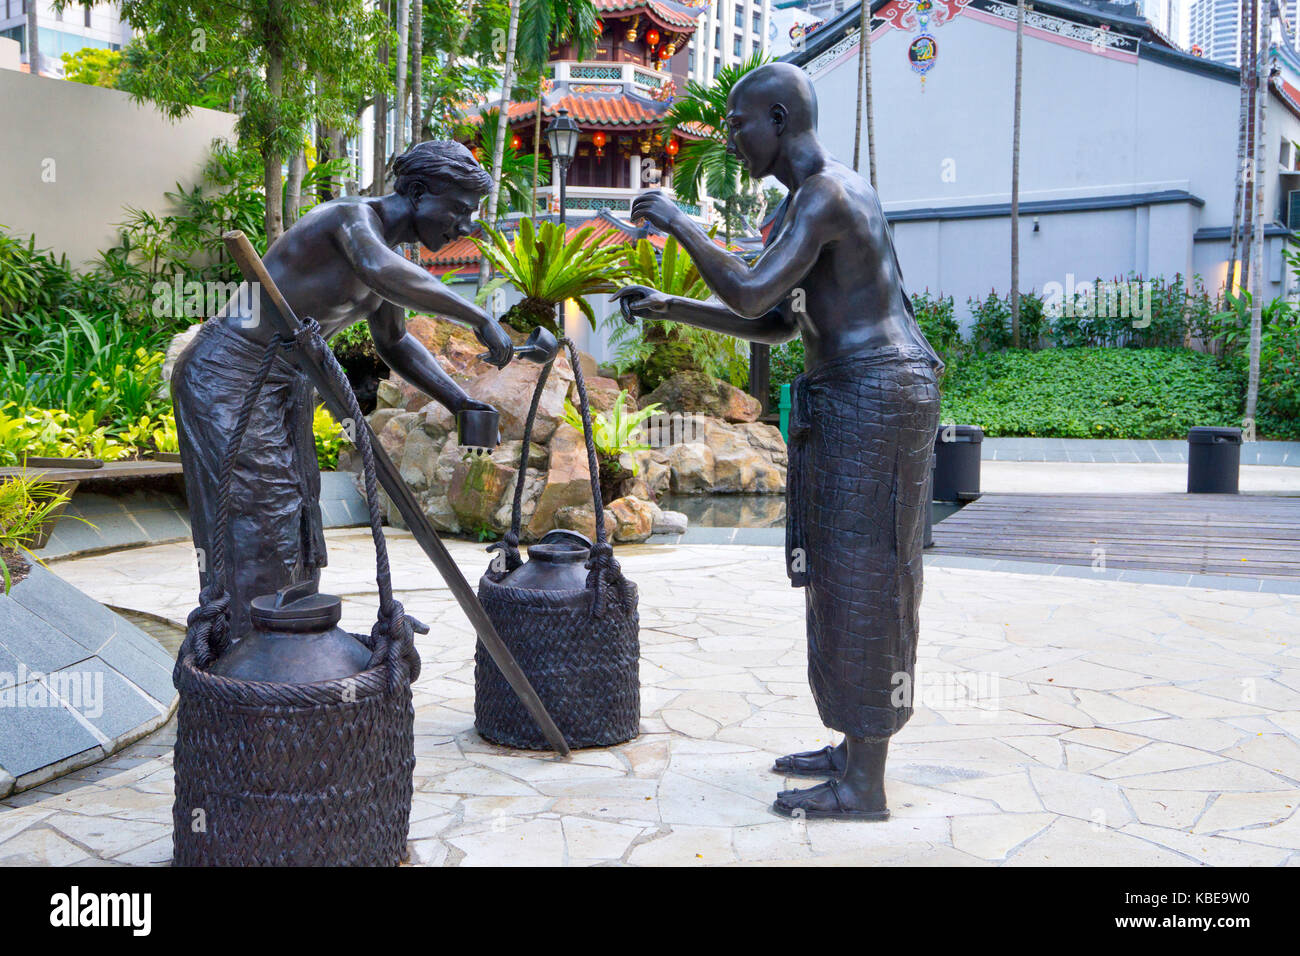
[933,425,984,502]
[1187,426,1242,494]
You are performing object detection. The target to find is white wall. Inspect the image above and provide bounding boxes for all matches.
[0,69,237,267]
[803,9,1294,320]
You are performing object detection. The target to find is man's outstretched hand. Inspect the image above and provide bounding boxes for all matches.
[612,285,671,325]
[475,319,514,369]
[630,190,684,234]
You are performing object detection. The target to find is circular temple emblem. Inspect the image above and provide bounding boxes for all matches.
[908,34,938,74]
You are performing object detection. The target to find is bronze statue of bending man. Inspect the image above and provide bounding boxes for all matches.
[173,141,513,640]
[616,63,942,819]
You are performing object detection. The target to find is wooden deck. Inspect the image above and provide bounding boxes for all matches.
[929,493,1300,580]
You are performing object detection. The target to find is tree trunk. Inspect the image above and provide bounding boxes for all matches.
[1246,0,1269,430]
[532,70,544,217]
[26,0,40,76]
[1227,0,1252,298]
[853,3,866,172]
[395,0,409,154]
[852,2,877,185]
[264,1,286,244]
[371,1,390,195]
[478,0,522,289]
[410,0,423,146]
[284,146,307,228]
[1010,0,1024,348]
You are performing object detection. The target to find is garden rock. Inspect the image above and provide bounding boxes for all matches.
[643,371,762,423]
[667,443,716,493]
[526,423,592,539]
[607,495,656,543]
[652,509,689,535]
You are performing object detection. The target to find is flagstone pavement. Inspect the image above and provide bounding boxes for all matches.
[2,529,1298,866]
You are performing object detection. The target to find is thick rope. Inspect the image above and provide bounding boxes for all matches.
[562,337,631,616]
[487,353,556,578]
[294,319,421,685]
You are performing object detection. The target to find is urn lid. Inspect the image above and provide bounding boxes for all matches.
[250,580,343,632]
[527,529,592,564]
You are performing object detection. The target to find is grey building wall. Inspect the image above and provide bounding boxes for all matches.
[800,5,1299,322]
[0,69,237,267]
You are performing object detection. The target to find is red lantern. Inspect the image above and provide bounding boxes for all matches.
[593,130,607,160]
[645,28,660,47]
[666,137,679,156]
[510,132,522,151]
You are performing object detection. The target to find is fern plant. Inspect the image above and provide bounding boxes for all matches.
[562,391,663,502]
[601,233,748,390]
[473,217,629,334]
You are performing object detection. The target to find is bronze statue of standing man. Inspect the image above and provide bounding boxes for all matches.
[616,62,942,819]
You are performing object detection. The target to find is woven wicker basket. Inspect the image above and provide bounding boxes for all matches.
[473,339,641,750]
[171,327,418,866]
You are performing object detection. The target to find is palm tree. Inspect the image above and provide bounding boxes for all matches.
[517,0,599,217]
[478,0,522,288]
[1009,0,1025,348]
[665,51,770,245]
[476,109,552,218]
[410,0,422,146]
[853,1,877,185]
[26,0,40,77]
[1227,0,1253,296]
[1246,0,1270,428]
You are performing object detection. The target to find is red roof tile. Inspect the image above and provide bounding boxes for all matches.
[595,0,708,31]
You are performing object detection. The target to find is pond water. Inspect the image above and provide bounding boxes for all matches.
[660,495,963,529]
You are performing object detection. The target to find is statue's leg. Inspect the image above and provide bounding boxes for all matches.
[772,739,846,777]
[771,736,890,820]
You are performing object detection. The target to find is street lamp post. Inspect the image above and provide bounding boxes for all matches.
[545,107,580,228]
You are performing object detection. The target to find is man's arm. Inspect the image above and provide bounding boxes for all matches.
[612,289,799,345]
[630,182,840,318]
[367,301,487,415]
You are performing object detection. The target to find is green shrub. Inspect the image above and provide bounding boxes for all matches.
[940,347,1244,438]
[0,474,79,591]
[768,336,804,410]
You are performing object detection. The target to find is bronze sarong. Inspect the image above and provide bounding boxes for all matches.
[172,321,327,640]
[785,345,940,739]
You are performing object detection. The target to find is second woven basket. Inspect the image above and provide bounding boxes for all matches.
[474,338,641,750]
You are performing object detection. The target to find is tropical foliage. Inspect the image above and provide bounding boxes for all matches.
[0,474,77,592]
[474,111,551,217]
[473,218,628,333]
[562,390,662,501]
[602,234,748,390]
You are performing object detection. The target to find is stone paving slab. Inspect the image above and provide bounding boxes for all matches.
[1,531,1296,866]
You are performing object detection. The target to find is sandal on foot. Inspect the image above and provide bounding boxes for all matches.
[771,745,844,778]
[770,778,890,821]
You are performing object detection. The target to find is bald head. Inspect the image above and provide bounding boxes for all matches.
[725,62,820,181]
[728,62,818,135]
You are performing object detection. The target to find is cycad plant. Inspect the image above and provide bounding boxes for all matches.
[665,51,770,243]
[473,217,628,334]
[603,234,747,390]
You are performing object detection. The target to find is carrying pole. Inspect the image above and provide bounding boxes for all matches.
[222,230,571,756]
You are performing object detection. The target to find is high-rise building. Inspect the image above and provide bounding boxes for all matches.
[1188,0,1299,65]
[0,0,131,77]
[687,0,772,83]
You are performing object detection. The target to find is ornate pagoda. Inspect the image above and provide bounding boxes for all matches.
[470,0,712,224]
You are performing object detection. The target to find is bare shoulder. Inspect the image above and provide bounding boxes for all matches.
[787,169,860,230]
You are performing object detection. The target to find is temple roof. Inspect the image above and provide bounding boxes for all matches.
[595,0,709,31]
